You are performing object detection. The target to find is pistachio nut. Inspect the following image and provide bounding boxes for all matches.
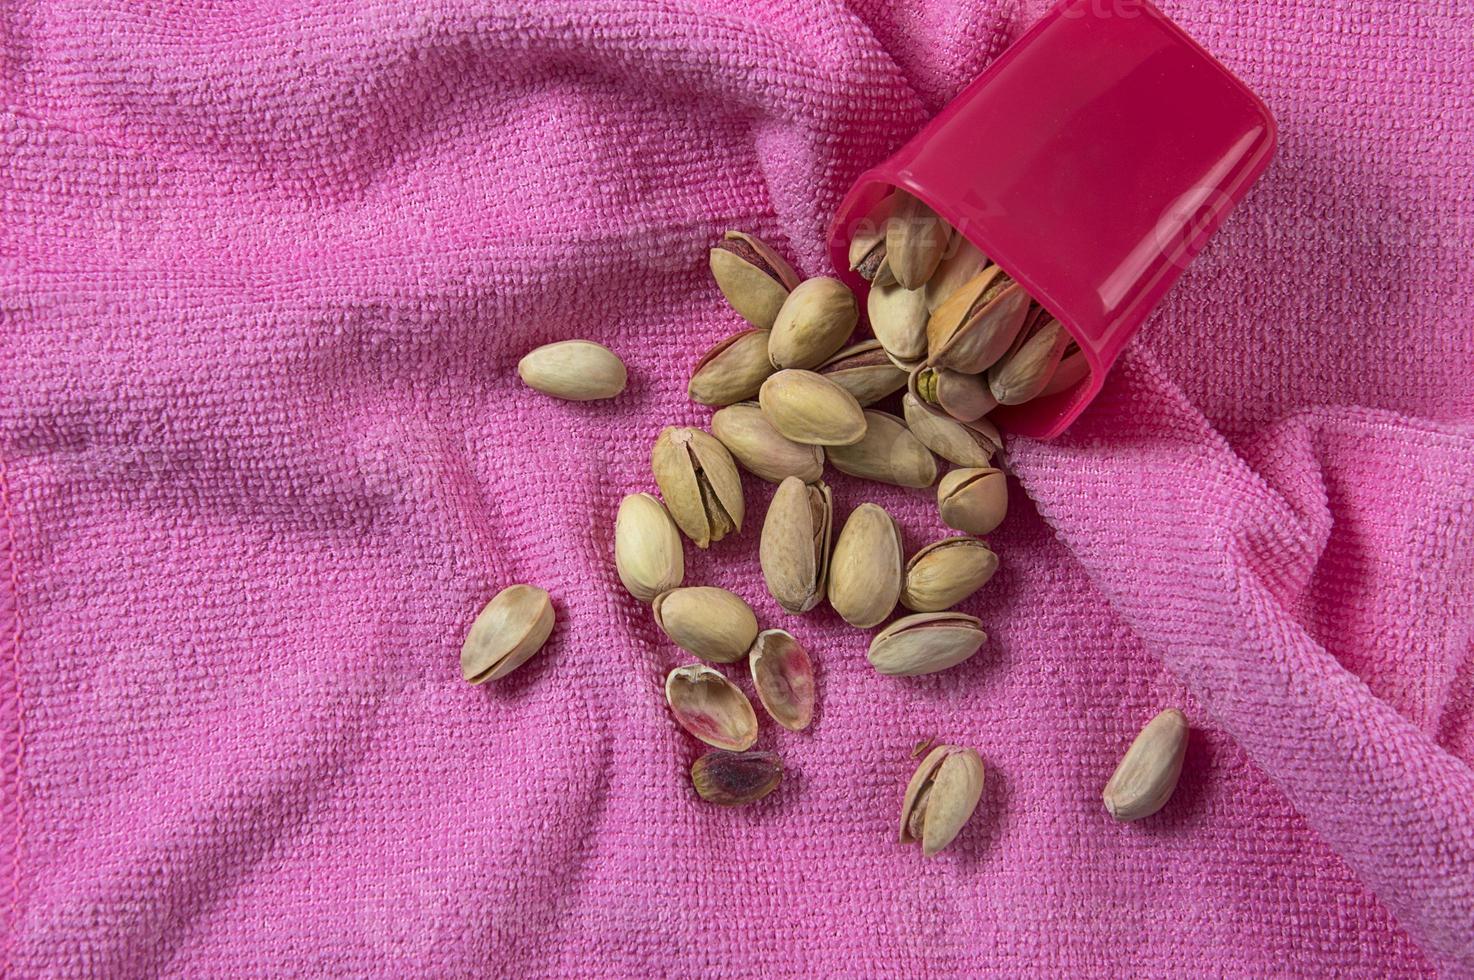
[816,340,908,406]
[517,340,627,401]
[827,503,903,628]
[759,476,833,614]
[989,318,1070,405]
[1103,709,1189,822]
[826,410,937,489]
[651,426,745,549]
[665,664,759,751]
[886,191,950,289]
[1040,344,1088,397]
[711,402,824,484]
[709,231,801,329]
[749,629,815,731]
[867,612,986,676]
[614,493,685,602]
[911,365,997,423]
[902,392,1002,469]
[847,193,897,282]
[926,265,1032,374]
[460,585,555,683]
[769,277,859,370]
[936,467,1008,536]
[867,260,930,364]
[924,237,989,313]
[758,370,866,446]
[688,328,776,406]
[900,744,985,856]
[900,537,998,612]
[653,587,759,664]
[691,750,783,806]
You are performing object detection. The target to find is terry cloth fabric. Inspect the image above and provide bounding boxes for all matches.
[2,0,1472,975]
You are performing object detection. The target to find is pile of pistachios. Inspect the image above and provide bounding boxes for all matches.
[465,194,1189,853]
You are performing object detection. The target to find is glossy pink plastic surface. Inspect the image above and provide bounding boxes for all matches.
[828,0,1276,438]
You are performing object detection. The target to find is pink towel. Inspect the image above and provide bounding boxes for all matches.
[3,0,1472,974]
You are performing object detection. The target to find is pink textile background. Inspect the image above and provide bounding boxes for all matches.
[2,0,1473,975]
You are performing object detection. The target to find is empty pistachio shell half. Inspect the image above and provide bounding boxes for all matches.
[614,493,685,603]
[827,503,903,628]
[926,265,1031,374]
[912,366,997,423]
[688,328,776,407]
[902,392,1002,469]
[989,318,1071,405]
[847,192,897,282]
[760,477,833,614]
[460,585,555,683]
[826,410,937,489]
[886,191,950,289]
[709,231,801,330]
[664,665,758,751]
[867,612,986,676]
[691,750,783,806]
[517,340,627,401]
[900,745,985,856]
[900,537,998,612]
[817,340,908,407]
[711,402,824,484]
[651,426,745,549]
[749,629,815,731]
[769,277,859,370]
[1103,709,1189,822]
[653,587,759,664]
[924,237,989,313]
[867,260,930,363]
[936,467,1008,536]
[758,370,866,446]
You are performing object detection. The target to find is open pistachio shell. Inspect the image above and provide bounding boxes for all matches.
[900,745,985,856]
[867,260,930,363]
[688,328,776,407]
[926,265,1031,374]
[817,340,908,407]
[900,537,998,612]
[749,629,815,731]
[936,467,1008,536]
[826,411,937,489]
[867,612,986,677]
[709,231,800,329]
[827,503,903,628]
[886,191,950,289]
[653,587,759,664]
[711,402,825,484]
[651,426,745,549]
[614,493,685,603]
[759,477,833,614]
[460,585,556,683]
[1102,709,1189,822]
[848,193,898,281]
[664,665,758,751]
[902,392,1001,469]
[758,370,866,447]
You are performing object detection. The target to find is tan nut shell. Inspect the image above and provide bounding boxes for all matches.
[867,612,986,677]
[900,745,985,856]
[653,587,759,664]
[817,340,908,407]
[826,410,937,489]
[900,537,998,612]
[827,503,903,628]
[936,467,1008,536]
[867,260,930,363]
[711,402,825,484]
[902,392,1002,469]
[665,665,759,751]
[460,585,555,683]
[760,477,833,614]
[651,426,745,549]
[517,341,627,401]
[749,629,815,731]
[769,277,858,370]
[758,370,866,446]
[614,493,685,602]
[688,329,776,406]
[709,231,800,329]
[886,191,950,289]
[1102,709,1189,822]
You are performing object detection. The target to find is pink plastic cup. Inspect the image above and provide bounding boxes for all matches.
[827,0,1276,438]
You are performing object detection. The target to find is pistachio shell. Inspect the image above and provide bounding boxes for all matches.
[826,410,937,489]
[926,266,1031,373]
[517,341,627,401]
[711,402,825,484]
[688,329,776,406]
[867,260,930,363]
[1103,709,1189,822]
[769,277,858,370]
[653,587,759,664]
[847,193,898,281]
[758,370,866,446]
[709,231,800,329]
[924,237,989,313]
[749,629,815,731]
[816,340,908,406]
[936,467,1008,536]
[900,537,998,612]
[460,585,555,683]
[759,477,833,614]
[901,392,1002,469]
[886,191,950,289]
[1040,345,1089,397]
[867,612,986,676]
[827,503,903,628]
[900,745,985,856]
[691,750,783,806]
[914,366,997,422]
[989,319,1071,405]
[664,665,759,751]
[614,493,685,602]
[651,426,745,549]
